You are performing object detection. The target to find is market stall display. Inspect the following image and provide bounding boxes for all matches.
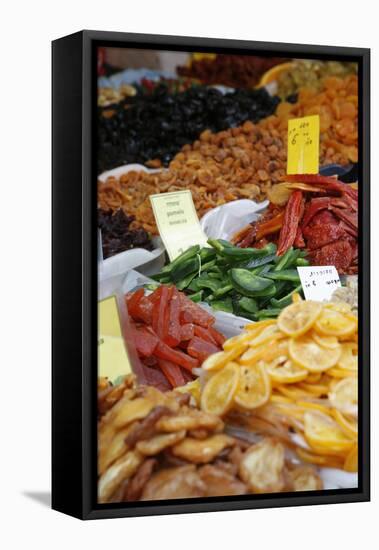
[98,75,358,235]
[125,285,225,389]
[177,54,288,89]
[198,296,358,472]
[262,60,357,99]
[152,241,307,319]
[97,85,280,173]
[97,374,324,503]
[96,50,362,504]
[233,174,358,274]
[98,208,153,259]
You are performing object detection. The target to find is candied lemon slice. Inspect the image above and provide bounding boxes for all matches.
[240,344,268,365]
[248,324,284,347]
[223,332,251,351]
[289,336,341,372]
[338,343,358,370]
[344,443,358,472]
[328,377,358,417]
[277,301,322,337]
[201,362,240,415]
[261,339,289,362]
[305,372,322,384]
[331,408,358,439]
[312,331,340,349]
[202,347,243,372]
[328,367,357,378]
[297,381,329,396]
[304,410,354,454]
[244,319,276,331]
[314,308,357,337]
[234,363,270,410]
[296,447,344,469]
[265,357,308,384]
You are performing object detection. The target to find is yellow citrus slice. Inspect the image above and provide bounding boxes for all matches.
[240,343,268,365]
[344,443,358,472]
[248,324,284,347]
[234,363,270,410]
[278,301,322,337]
[264,357,308,384]
[328,377,358,417]
[296,447,344,469]
[297,382,329,397]
[223,332,251,351]
[201,362,240,416]
[312,331,340,349]
[314,308,357,338]
[305,372,322,384]
[261,339,289,362]
[202,347,243,372]
[244,319,276,331]
[325,302,354,315]
[331,408,358,439]
[289,336,341,372]
[296,401,332,415]
[303,410,354,454]
[259,61,296,86]
[328,367,357,378]
[338,342,358,371]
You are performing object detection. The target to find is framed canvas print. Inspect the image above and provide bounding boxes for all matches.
[52,30,370,520]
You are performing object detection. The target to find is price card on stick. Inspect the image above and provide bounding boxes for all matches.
[150,190,208,261]
[297,266,341,302]
[287,115,320,174]
[98,296,132,381]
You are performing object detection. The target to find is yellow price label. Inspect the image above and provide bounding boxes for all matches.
[150,190,208,261]
[98,296,131,381]
[287,115,320,174]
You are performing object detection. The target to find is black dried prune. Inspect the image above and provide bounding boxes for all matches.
[97,85,281,173]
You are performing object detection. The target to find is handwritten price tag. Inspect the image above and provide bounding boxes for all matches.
[98,296,131,381]
[150,190,208,260]
[297,266,341,302]
[287,115,320,174]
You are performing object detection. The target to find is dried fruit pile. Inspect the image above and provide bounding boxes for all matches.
[177,54,288,89]
[97,375,323,503]
[233,174,358,274]
[274,60,357,99]
[199,297,358,472]
[98,208,153,259]
[126,286,225,389]
[262,75,358,164]
[97,85,279,173]
[98,76,358,235]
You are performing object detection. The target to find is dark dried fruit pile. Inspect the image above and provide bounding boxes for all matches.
[177,54,288,88]
[97,85,280,173]
[98,209,153,259]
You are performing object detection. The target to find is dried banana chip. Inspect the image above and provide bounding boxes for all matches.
[98,450,143,503]
[171,434,235,464]
[156,410,223,433]
[288,465,323,492]
[136,430,186,456]
[239,438,285,493]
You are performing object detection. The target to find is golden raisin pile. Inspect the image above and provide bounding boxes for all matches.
[98,75,358,235]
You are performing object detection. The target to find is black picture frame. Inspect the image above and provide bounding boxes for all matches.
[52,30,370,520]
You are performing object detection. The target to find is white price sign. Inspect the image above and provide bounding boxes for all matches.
[297,266,341,302]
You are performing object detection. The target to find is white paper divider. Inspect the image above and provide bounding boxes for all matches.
[200,198,269,241]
